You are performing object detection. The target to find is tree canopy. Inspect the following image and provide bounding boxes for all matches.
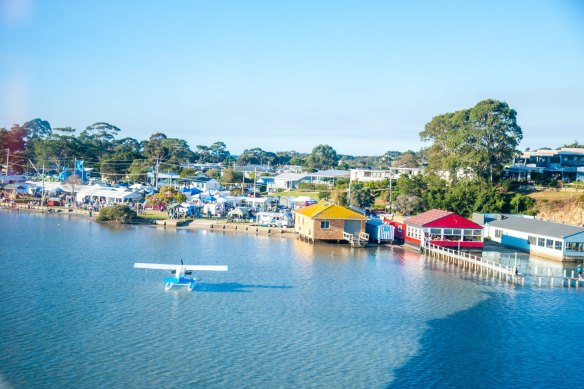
[420,99,522,184]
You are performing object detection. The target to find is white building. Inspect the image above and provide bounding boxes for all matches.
[484,217,584,262]
[350,168,423,183]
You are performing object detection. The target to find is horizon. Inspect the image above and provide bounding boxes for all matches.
[1,0,583,155]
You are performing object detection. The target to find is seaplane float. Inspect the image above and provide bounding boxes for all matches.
[134,260,228,291]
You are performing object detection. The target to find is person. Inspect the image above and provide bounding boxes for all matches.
[578,264,582,279]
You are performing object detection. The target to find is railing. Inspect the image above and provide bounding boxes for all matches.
[424,243,522,285]
[424,243,584,288]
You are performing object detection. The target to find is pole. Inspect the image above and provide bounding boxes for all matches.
[253,167,257,197]
[42,161,45,206]
[348,175,352,206]
[389,170,393,218]
[5,148,9,175]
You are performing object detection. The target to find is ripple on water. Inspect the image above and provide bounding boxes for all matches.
[2,211,581,388]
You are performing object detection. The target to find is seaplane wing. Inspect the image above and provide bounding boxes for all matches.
[183,265,228,272]
[134,263,179,270]
[134,263,228,271]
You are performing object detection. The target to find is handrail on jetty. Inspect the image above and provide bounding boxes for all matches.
[423,243,584,288]
[423,243,523,285]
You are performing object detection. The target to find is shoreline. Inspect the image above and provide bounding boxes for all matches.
[0,203,298,239]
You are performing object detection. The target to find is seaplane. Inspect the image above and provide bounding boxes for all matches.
[134,260,228,291]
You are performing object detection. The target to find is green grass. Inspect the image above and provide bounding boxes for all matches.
[528,190,580,201]
[139,211,169,220]
[277,190,320,199]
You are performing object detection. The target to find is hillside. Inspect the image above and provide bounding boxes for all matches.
[533,195,584,227]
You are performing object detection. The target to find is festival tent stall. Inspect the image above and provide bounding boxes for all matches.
[228,206,253,221]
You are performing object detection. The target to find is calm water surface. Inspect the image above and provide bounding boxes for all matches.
[0,211,582,388]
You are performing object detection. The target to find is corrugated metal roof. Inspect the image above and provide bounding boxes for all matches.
[488,218,584,239]
[307,170,350,178]
[293,202,369,220]
[405,209,453,227]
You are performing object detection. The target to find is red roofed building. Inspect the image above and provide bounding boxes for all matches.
[404,209,484,252]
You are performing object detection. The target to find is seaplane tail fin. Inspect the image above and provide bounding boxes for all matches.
[134,263,178,271]
[183,265,228,272]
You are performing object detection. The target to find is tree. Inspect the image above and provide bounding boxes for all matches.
[96,205,136,223]
[420,99,522,184]
[208,141,230,163]
[22,118,52,140]
[467,99,523,183]
[352,187,375,209]
[146,186,186,206]
[306,144,339,170]
[127,159,151,182]
[219,168,244,185]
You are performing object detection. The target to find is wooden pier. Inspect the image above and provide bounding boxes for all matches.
[423,243,524,285]
[423,243,584,288]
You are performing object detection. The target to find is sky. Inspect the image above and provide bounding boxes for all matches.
[1,0,583,155]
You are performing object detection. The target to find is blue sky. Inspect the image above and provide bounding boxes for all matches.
[1,0,583,155]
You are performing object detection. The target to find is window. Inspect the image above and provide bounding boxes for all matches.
[495,229,502,238]
[546,239,554,249]
[430,228,442,240]
[538,238,545,247]
[320,221,330,229]
[555,241,562,251]
[566,242,584,252]
[398,225,402,232]
[463,229,482,242]
[528,236,536,245]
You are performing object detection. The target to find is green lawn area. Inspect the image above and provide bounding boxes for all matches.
[139,211,169,220]
[528,190,581,201]
[277,190,320,199]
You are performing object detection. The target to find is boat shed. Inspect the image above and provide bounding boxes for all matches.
[293,202,369,245]
[484,218,584,262]
[366,218,395,244]
[404,209,484,252]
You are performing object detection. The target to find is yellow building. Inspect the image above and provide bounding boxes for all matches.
[293,202,370,245]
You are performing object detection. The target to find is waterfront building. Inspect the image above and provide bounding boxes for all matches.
[293,202,369,244]
[483,217,584,261]
[506,148,584,182]
[404,209,484,252]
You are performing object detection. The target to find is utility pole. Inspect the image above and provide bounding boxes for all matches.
[5,148,9,175]
[389,169,393,219]
[155,157,160,189]
[348,175,352,206]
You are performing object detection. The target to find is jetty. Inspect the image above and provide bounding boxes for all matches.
[423,243,584,288]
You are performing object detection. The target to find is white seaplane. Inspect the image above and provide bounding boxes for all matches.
[134,260,228,291]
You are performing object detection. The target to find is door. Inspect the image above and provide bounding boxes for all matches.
[344,220,361,235]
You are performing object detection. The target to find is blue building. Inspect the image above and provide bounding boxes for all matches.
[484,217,584,262]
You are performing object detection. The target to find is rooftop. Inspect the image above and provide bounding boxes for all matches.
[487,217,584,239]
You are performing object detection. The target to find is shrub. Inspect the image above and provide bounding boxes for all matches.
[96,205,137,223]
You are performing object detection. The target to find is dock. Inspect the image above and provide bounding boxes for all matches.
[423,243,584,288]
[423,243,524,285]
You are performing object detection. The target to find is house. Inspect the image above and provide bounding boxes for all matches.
[272,173,310,190]
[404,209,484,252]
[293,202,370,245]
[483,217,584,262]
[307,170,350,186]
[350,167,423,183]
[506,148,584,182]
[182,176,221,192]
[147,172,180,188]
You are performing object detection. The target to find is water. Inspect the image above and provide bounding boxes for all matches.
[1,211,583,388]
